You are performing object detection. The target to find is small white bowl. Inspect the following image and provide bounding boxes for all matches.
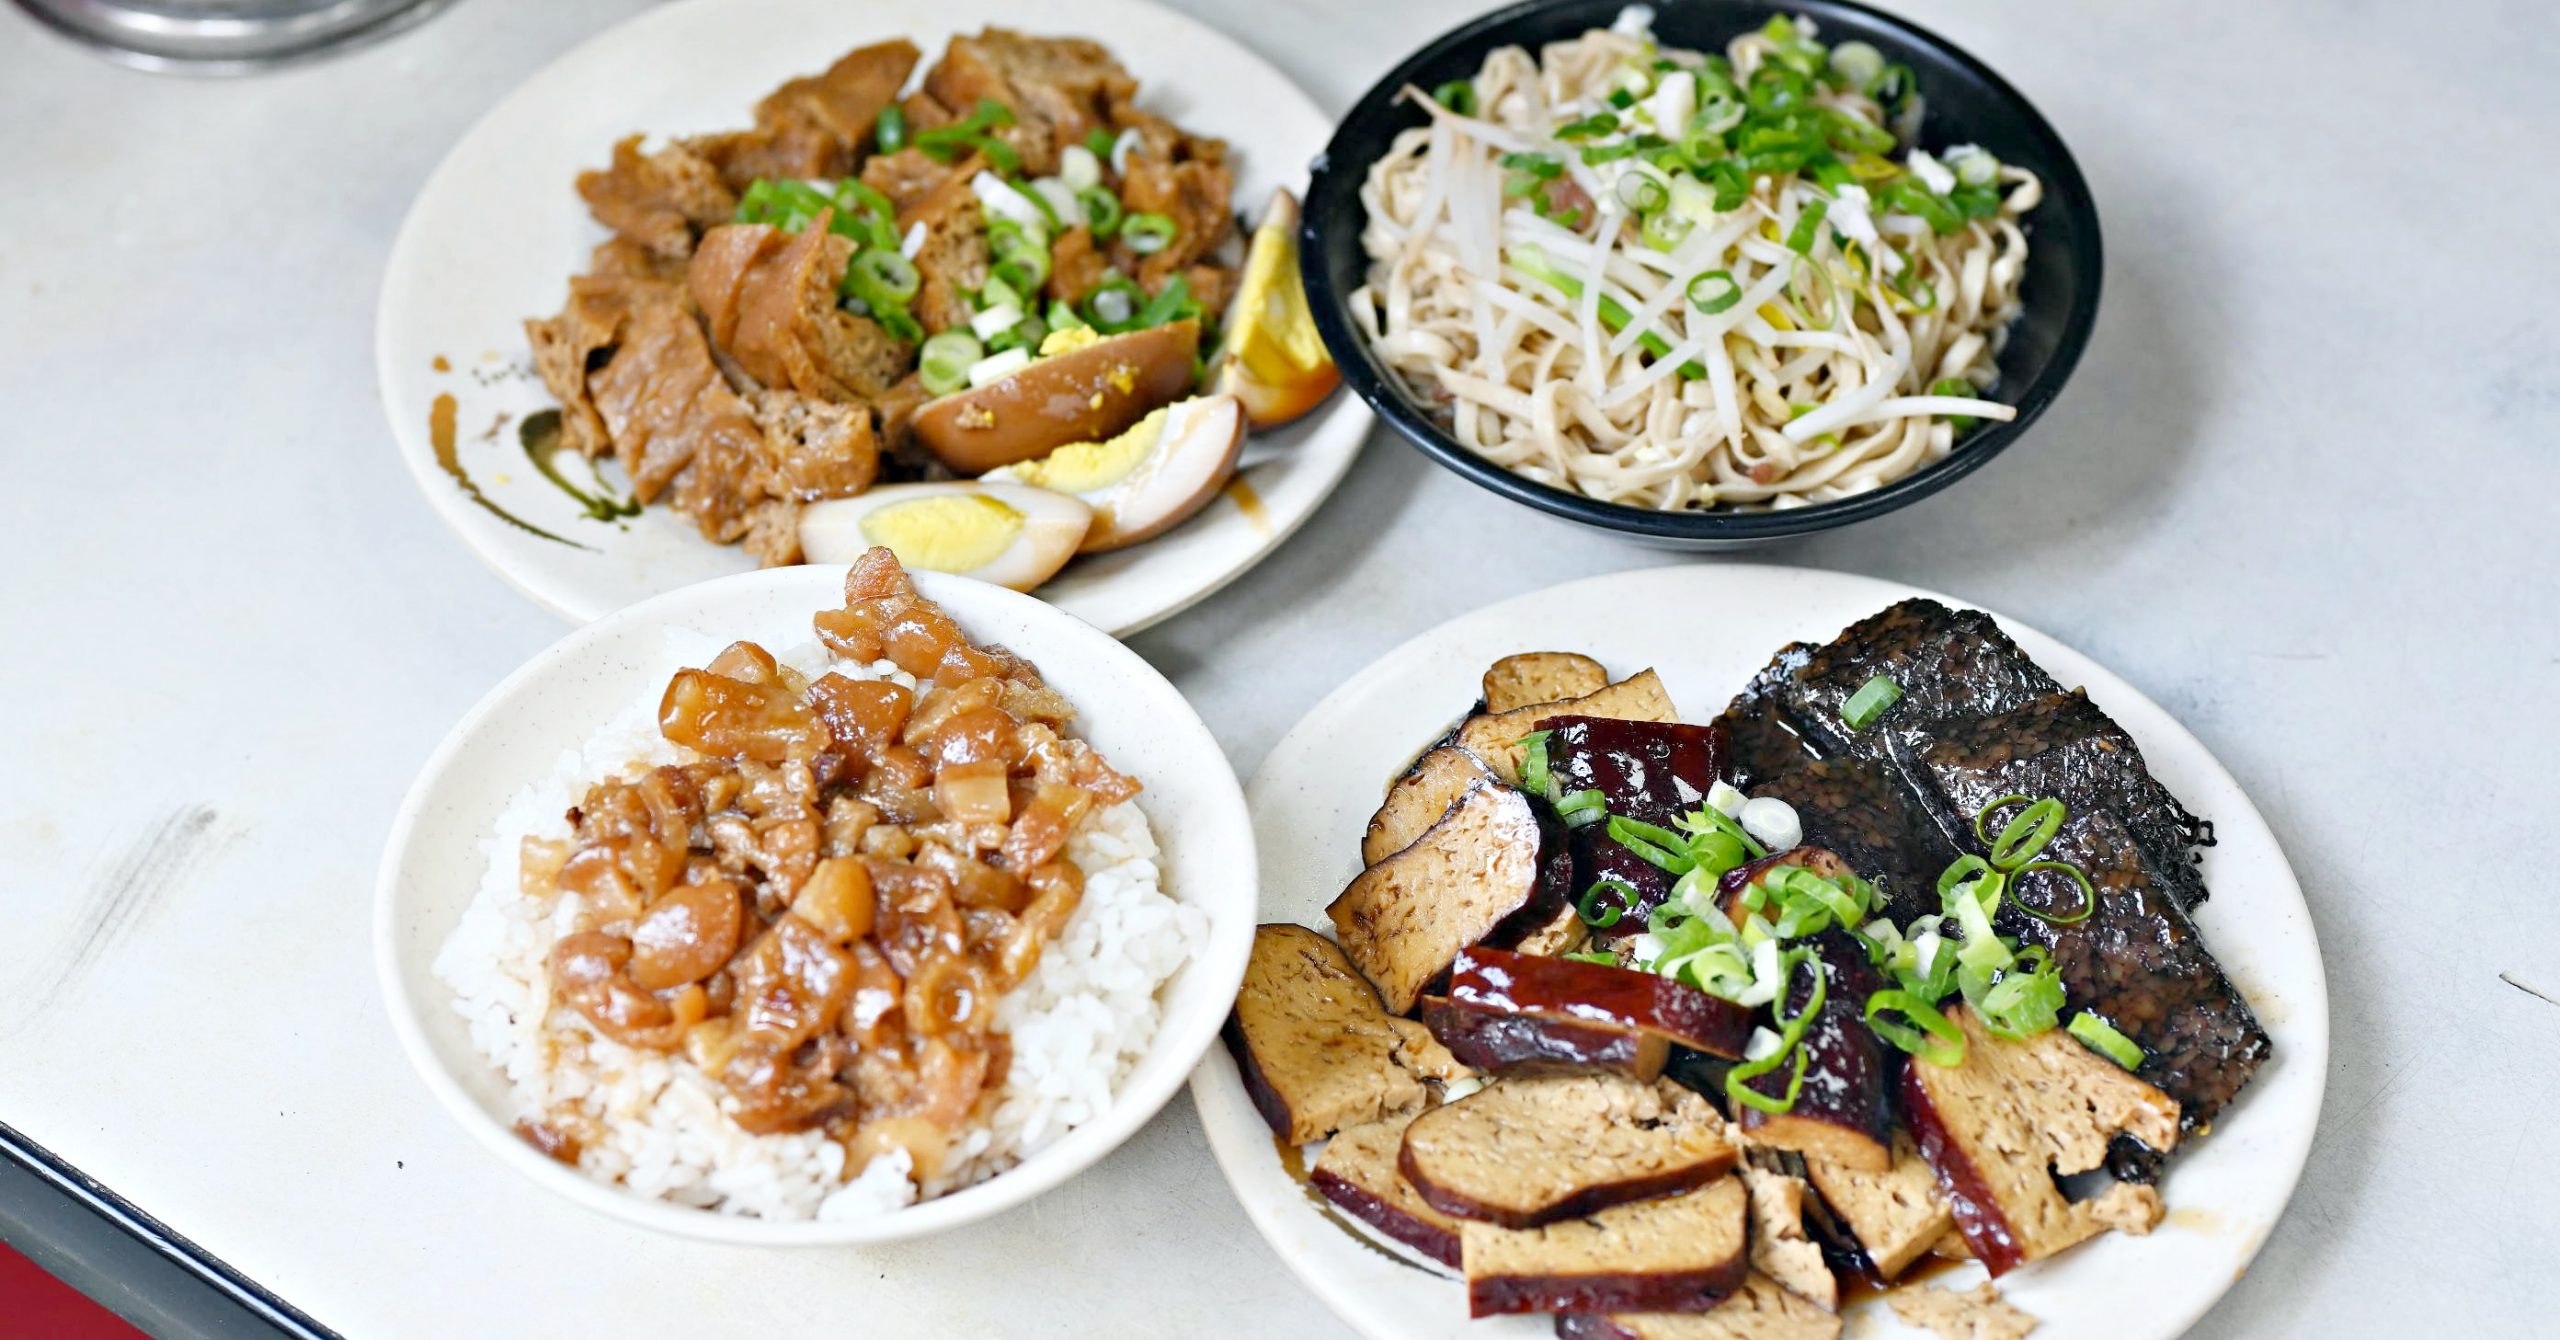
[375,565,1255,1245]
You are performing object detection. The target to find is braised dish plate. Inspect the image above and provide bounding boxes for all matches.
[1191,565,2325,1337]
[377,0,1368,634]
[378,563,1255,1244]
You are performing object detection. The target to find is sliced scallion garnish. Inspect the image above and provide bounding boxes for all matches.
[1554,787,1609,826]
[2068,1011,2145,1070]
[1840,674,1902,730]
[1432,80,1477,116]
[1687,269,1742,314]
[2013,860,2098,925]
[1866,989,1966,1066]
[1578,879,1636,929]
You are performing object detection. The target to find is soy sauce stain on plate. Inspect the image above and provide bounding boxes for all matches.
[519,408,641,524]
[432,354,451,372]
[430,393,590,549]
[1225,477,1270,534]
[1275,1136,1435,1274]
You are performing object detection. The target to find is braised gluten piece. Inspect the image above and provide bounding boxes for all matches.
[1552,1272,1844,1340]
[1310,1113,1468,1268]
[526,29,1245,562]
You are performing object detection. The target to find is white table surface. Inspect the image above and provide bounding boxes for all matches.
[2,0,2554,1336]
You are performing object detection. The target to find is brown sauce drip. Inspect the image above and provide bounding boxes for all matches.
[432,354,452,372]
[1224,477,1269,533]
[1839,1249,1965,1308]
[430,392,589,549]
[1275,1136,1441,1275]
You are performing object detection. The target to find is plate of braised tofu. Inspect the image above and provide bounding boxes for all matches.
[1193,564,2327,1339]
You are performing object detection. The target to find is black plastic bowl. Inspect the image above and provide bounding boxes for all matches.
[1300,0,2102,546]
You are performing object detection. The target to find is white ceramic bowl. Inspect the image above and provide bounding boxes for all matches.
[376,565,1254,1244]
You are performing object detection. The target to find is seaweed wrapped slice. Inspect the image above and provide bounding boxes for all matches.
[1721,600,2064,762]
[1745,757,1956,926]
[1896,690,2214,910]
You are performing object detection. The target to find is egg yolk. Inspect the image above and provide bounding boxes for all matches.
[1037,325,1103,358]
[857,494,1024,573]
[998,406,1167,496]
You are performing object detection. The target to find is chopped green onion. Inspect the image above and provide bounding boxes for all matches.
[1767,945,1829,1030]
[1579,879,1636,929]
[1978,796,2066,869]
[1640,210,1694,251]
[1975,960,2065,1039]
[1580,142,1642,165]
[1693,95,1746,137]
[1930,376,1980,429]
[2068,1011,2146,1070]
[1687,269,1741,314]
[1563,949,1621,967]
[1936,854,1994,900]
[873,105,908,154]
[1046,298,1087,333]
[1828,41,1886,93]
[1866,989,1967,1066]
[1608,815,1696,875]
[1499,151,1564,178]
[1518,730,1555,800]
[1726,1043,1809,1114]
[1084,127,1119,159]
[2013,860,2098,925]
[1432,80,1477,116]
[1841,674,1902,730]
[1615,172,1669,214]
[851,247,919,303]
[1554,110,1620,141]
[914,98,1019,170]
[1784,197,1831,255]
[1508,245,1705,378]
[917,330,984,397]
[1554,787,1609,827]
[1076,185,1124,237]
[1133,273,1199,329]
[1121,211,1178,256]
[1082,272,1144,331]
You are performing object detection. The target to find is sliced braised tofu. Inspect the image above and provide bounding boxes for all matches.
[1900,1006,2180,1275]
[1803,1131,1955,1280]
[1505,902,1589,958]
[1888,1281,2038,1340]
[1362,745,1492,864]
[1482,651,1610,713]
[1739,1163,1838,1311]
[1455,670,1678,785]
[1310,1114,1466,1268]
[1399,1073,1735,1228]
[1425,947,1754,1080]
[1551,1273,1845,1340]
[1329,781,1544,1014]
[1222,924,1467,1145]
[1462,1175,1748,1317]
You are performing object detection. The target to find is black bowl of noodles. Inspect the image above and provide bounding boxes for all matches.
[1300,0,2100,546]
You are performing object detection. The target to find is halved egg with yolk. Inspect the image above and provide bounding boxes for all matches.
[983,394,1245,553]
[798,482,1092,591]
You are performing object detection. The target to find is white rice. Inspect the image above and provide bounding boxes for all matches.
[433,633,1206,1220]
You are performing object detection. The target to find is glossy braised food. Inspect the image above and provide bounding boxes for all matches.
[519,546,1137,1177]
[522,28,1339,593]
[1225,601,2269,1334]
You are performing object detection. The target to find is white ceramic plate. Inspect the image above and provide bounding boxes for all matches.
[376,0,1367,635]
[1192,564,2328,1339]
[376,565,1255,1244]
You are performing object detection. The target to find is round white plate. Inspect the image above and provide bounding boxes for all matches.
[377,0,1368,635]
[377,565,1255,1245]
[1192,564,2328,1339]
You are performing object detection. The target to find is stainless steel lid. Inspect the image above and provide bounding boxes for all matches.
[12,0,455,74]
